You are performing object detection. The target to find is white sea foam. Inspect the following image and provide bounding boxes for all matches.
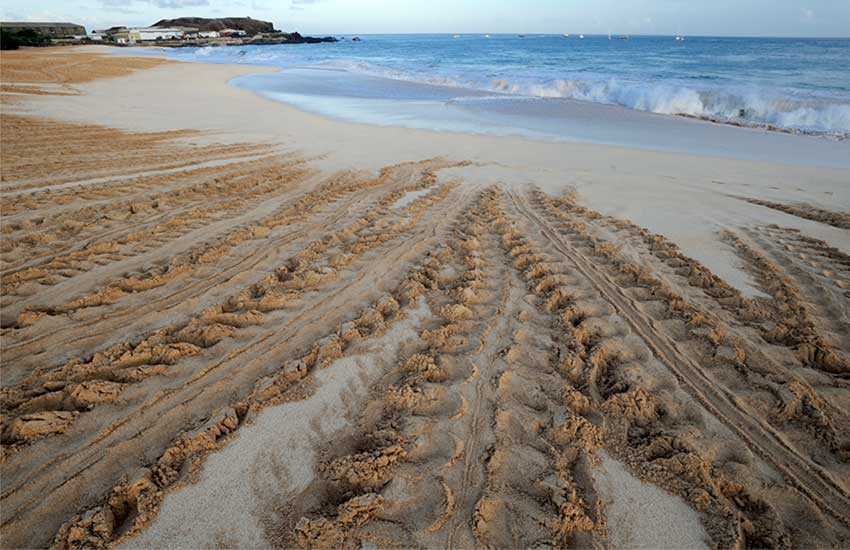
[296,61,850,135]
[489,78,850,135]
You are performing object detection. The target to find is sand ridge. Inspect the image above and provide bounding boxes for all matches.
[0,49,173,100]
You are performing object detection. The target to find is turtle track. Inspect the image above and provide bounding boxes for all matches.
[1,157,313,302]
[1,160,478,549]
[279,195,606,549]
[270,186,850,549]
[527,190,850,457]
[48,246,457,549]
[724,230,850,376]
[0,176,460,453]
[0,114,267,193]
[509,188,850,538]
[1,161,452,373]
[748,225,850,349]
[733,196,850,230]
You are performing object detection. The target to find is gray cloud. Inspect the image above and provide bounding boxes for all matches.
[99,0,209,9]
[290,0,322,12]
[152,0,209,7]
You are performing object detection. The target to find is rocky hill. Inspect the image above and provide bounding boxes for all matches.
[243,32,338,45]
[152,17,274,35]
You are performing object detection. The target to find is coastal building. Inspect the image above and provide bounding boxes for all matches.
[0,21,85,37]
[219,29,247,37]
[198,30,220,39]
[128,27,187,41]
[107,28,133,44]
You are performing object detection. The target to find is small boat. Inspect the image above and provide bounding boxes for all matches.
[518,34,526,38]
[453,34,461,39]
[675,35,685,41]
[579,34,584,39]
[563,33,570,38]
[485,34,491,38]
[608,32,612,40]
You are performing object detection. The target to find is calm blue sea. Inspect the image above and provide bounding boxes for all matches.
[151,34,850,137]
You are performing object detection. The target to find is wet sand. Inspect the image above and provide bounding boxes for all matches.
[1,47,849,549]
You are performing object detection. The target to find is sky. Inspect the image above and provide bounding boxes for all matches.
[1,0,849,37]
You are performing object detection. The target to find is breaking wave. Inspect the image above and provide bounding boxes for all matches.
[290,58,850,137]
[489,78,850,136]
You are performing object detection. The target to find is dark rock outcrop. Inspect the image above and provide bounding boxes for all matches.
[152,17,274,35]
[238,32,338,45]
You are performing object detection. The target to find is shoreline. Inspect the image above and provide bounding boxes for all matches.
[107,34,850,147]
[16,48,850,262]
[95,44,850,168]
[19,46,850,164]
[227,65,850,169]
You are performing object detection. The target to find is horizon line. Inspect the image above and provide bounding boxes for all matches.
[308,32,850,39]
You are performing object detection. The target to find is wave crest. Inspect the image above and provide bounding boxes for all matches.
[490,78,850,135]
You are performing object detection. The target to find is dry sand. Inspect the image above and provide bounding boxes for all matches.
[592,450,709,549]
[1,47,849,549]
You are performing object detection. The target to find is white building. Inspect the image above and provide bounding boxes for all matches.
[129,27,185,41]
[198,30,220,39]
[219,28,247,37]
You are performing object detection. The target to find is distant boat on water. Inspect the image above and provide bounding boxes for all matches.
[485,34,491,38]
[453,34,461,39]
[579,34,585,39]
[675,35,686,41]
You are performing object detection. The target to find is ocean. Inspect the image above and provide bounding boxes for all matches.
[127,34,850,163]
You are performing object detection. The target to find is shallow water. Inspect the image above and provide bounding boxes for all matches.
[142,34,850,136]
[230,67,850,168]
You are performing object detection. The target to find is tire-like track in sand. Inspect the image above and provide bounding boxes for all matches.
[2,103,849,549]
[507,189,850,527]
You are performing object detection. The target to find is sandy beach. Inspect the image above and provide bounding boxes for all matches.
[1,47,849,549]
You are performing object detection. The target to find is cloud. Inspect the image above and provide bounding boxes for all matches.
[290,0,322,11]
[99,0,209,9]
[2,8,89,21]
[97,0,142,13]
[0,9,26,20]
[152,0,209,7]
